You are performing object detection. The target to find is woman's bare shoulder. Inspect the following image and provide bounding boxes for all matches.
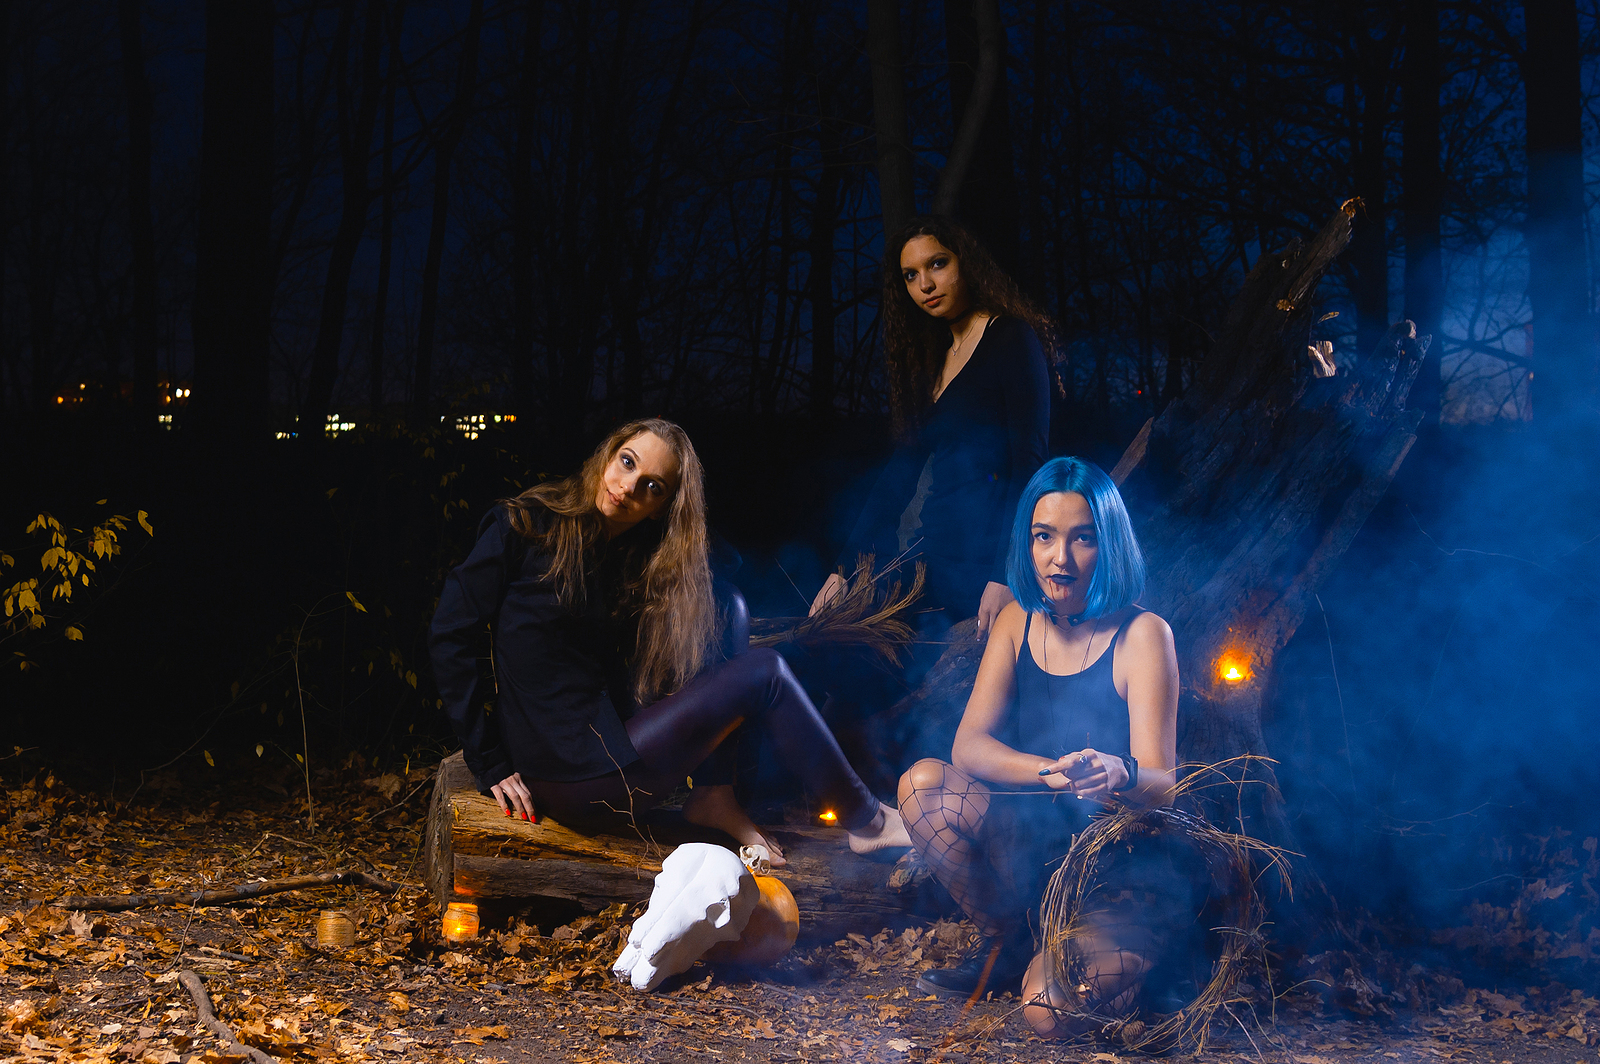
[1121,609,1175,654]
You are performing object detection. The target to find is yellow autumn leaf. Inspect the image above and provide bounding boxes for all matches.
[405,670,418,689]
[137,511,153,536]
[64,626,83,641]
[95,499,107,505]
[345,591,367,613]
[204,750,215,767]
[255,744,264,757]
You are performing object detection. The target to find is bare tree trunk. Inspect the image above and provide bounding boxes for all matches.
[368,1,402,414]
[937,0,1019,273]
[867,0,915,245]
[192,0,274,448]
[572,0,633,425]
[510,0,543,425]
[0,1,9,413]
[411,0,483,423]
[304,0,384,430]
[1345,13,1391,359]
[1402,0,1442,424]
[119,0,158,437]
[1523,0,1597,436]
[1021,0,1048,303]
[808,102,841,420]
[616,0,704,418]
[550,1,592,442]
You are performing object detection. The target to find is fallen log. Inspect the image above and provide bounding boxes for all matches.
[42,869,403,913]
[423,750,930,942]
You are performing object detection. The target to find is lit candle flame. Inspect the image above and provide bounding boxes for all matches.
[818,810,838,823]
[1224,666,1242,681]
[442,902,479,942]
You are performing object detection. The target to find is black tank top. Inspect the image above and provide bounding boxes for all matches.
[1012,610,1139,759]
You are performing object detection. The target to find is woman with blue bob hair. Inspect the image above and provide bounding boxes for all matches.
[896,456,1182,1035]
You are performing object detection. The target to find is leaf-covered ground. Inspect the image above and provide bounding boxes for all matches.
[3,762,1600,1064]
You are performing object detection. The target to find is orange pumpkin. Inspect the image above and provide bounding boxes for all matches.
[705,875,799,965]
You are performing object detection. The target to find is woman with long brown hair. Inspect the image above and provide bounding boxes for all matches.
[430,419,910,866]
[812,216,1053,639]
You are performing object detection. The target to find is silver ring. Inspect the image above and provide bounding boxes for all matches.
[1078,755,1090,766]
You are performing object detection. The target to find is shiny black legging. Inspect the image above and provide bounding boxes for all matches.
[525,646,879,832]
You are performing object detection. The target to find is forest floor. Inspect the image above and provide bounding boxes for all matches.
[3,760,1597,1064]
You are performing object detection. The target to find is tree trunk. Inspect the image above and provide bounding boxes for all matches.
[368,1,402,414]
[304,0,384,430]
[867,0,915,246]
[937,0,1019,274]
[192,0,274,448]
[0,1,9,413]
[1402,0,1442,424]
[411,0,483,423]
[1523,0,1597,438]
[1345,18,1390,359]
[550,1,592,444]
[510,0,542,425]
[807,93,841,420]
[119,0,158,438]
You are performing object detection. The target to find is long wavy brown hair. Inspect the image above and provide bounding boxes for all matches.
[501,419,716,704]
[882,216,1059,436]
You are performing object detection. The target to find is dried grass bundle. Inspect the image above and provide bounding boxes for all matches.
[749,553,926,667]
[1036,756,1293,1054]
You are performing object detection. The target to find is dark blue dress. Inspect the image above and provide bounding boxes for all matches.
[843,316,1050,622]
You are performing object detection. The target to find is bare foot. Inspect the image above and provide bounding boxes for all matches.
[681,784,787,867]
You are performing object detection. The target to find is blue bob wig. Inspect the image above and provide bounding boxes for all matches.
[1004,457,1146,620]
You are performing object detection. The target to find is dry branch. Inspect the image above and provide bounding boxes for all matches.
[44,868,402,912]
[178,969,279,1064]
[750,552,925,667]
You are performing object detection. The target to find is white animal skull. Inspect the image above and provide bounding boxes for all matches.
[612,843,758,991]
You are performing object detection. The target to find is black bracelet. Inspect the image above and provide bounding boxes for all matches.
[1112,754,1139,792]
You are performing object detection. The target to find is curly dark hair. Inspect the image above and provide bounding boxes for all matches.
[882,216,1059,436]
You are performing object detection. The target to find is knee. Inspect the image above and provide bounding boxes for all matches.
[898,758,954,813]
[1020,953,1070,1038]
[736,646,790,700]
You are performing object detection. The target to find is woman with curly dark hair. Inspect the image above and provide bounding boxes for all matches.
[811,216,1054,639]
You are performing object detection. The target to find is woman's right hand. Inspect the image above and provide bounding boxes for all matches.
[491,771,536,822]
[809,573,846,617]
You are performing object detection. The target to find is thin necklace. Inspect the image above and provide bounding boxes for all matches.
[935,313,988,399]
[1078,616,1100,673]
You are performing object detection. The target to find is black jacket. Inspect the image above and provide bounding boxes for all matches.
[428,505,648,789]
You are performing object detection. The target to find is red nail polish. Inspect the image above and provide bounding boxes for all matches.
[523,812,530,821]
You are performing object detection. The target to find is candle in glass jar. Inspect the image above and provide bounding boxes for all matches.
[442,902,479,942]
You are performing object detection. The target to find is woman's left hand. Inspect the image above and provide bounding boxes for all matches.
[1041,748,1128,799]
[976,582,1016,638]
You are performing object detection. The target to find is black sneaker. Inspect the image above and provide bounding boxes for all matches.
[915,931,1034,999]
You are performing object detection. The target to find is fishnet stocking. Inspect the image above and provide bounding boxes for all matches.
[1023,893,1159,1036]
[897,758,1008,937]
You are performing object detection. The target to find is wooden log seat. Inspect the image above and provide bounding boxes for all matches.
[423,751,931,942]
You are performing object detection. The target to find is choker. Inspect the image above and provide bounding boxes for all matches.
[1049,609,1088,627]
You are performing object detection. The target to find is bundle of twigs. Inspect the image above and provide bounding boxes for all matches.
[1036,756,1293,1054]
[750,553,926,667]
